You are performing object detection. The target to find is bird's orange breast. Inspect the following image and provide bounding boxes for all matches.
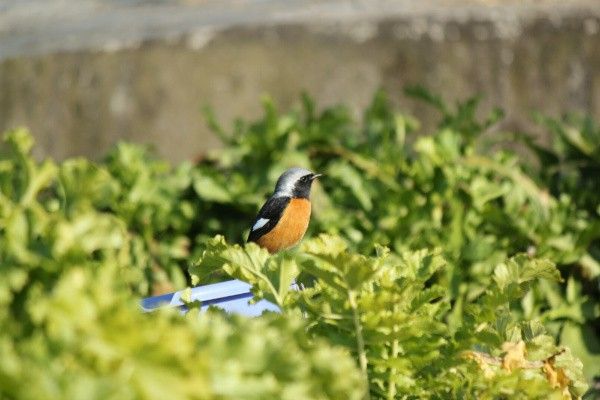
[256,198,311,253]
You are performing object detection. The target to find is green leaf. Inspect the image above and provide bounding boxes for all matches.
[326,161,373,211]
[469,176,507,209]
[193,171,232,203]
[560,322,600,383]
[518,256,562,284]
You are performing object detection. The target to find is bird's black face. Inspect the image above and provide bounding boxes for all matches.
[292,173,321,199]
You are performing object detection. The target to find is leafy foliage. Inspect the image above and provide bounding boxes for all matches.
[0,129,197,296]
[1,87,599,397]
[523,113,600,216]
[196,91,600,386]
[190,235,588,399]
[0,130,364,399]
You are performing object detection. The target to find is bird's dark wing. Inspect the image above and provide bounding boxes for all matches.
[247,196,290,243]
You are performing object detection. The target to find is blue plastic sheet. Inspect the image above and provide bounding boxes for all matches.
[141,279,281,316]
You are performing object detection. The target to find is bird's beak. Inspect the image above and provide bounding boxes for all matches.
[310,173,323,180]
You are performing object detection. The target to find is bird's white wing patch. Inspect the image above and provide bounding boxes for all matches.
[252,218,269,231]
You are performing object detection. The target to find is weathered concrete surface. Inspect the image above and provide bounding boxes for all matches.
[1,0,600,161]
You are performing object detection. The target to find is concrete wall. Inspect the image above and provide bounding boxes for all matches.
[1,0,599,162]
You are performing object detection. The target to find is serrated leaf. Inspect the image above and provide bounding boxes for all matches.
[518,256,562,283]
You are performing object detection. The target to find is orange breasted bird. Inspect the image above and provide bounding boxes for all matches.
[247,167,322,253]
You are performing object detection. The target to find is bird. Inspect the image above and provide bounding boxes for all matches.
[247,167,322,253]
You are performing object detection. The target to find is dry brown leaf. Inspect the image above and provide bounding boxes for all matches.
[501,340,527,372]
[543,359,572,399]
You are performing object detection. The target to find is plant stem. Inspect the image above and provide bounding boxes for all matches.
[245,250,282,306]
[387,340,399,400]
[348,289,371,400]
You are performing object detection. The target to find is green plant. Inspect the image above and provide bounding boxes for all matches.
[0,130,364,400]
[196,91,600,384]
[0,129,199,296]
[190,235,588,399]
[2,87,599,397]
[525,113,600,216]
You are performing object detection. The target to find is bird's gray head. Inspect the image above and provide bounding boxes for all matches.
[273,167,322,198]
